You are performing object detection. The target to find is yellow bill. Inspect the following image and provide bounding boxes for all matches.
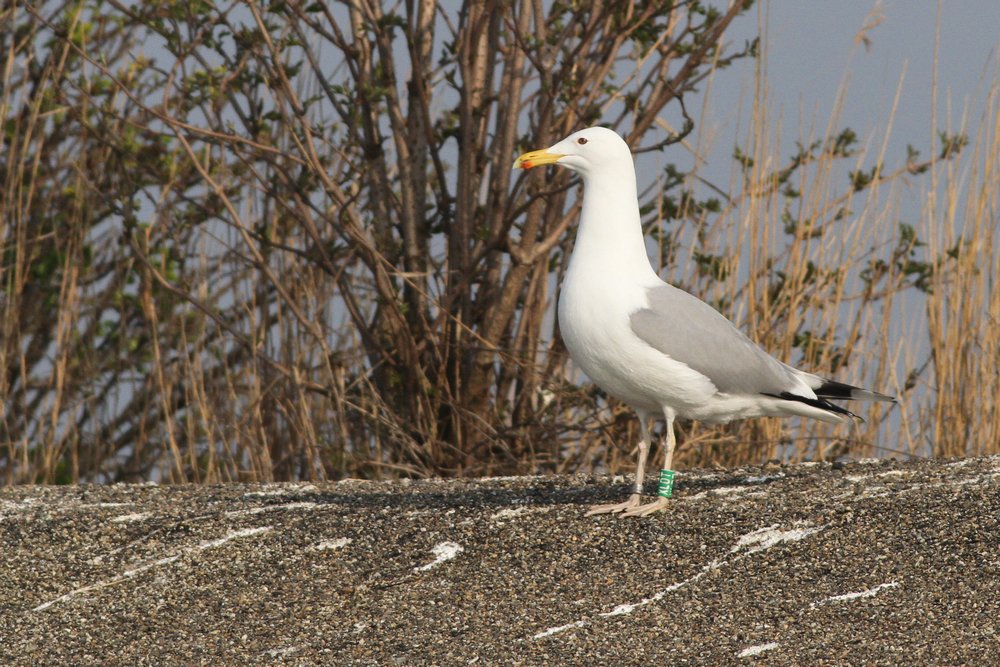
[512,148,565,170]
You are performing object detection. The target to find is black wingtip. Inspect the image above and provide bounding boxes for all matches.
[815,379,896,403]
[762,391,862,421]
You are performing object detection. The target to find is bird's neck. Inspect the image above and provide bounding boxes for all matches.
[569,171,657,283]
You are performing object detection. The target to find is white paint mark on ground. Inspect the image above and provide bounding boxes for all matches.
[743,473,785,484]
[712,486,754,496]
[247,501,318,515]
[714,486,749,495]
[405,508,461,519]
[243,489,291,497]
[198,526,272,550]
[489,506,553,522]
[533,620,587,639]
[414,541,464,572]
[8,497,39,506]
[33,526,273,612]
[121,555,182,578]
[61,502,136,512]
[738,642,780,657]
[309,537,352,551]
[685,489,765,502]
[598,575,694,618]
[844,468,907,482]
[225,502,318,518]
[110,512,153,524]
[733,524,824,555]
[243,484,319,498]
[814,581,899,607]
[533,523,825,639]
[834,467,1000,503]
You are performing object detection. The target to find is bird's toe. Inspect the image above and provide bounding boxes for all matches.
[585,493,642,516]
[621,497,671,517]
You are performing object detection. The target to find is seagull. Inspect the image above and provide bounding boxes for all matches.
[513,127,895,517]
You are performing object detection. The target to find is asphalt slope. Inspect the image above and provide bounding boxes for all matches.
[2,456,998,665]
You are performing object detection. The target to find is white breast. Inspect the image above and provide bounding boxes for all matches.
[558,268,717,416]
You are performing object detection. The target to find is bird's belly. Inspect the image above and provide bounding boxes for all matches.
[558,287,717,415]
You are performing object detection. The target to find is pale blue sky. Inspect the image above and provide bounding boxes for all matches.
[711,1,999,175]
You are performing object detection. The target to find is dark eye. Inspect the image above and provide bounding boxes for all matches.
[577,137,588,145]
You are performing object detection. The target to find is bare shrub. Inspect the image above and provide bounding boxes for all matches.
[2,1,995,483]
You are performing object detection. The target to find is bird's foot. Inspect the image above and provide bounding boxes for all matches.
[621,497,671,517]
[585,493,642,516]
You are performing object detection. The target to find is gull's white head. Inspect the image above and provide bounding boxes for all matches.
[513,126,633,177]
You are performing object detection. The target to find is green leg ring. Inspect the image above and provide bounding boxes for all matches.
[658,469,675,498]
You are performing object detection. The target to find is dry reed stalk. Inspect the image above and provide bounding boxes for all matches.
[3,2,998,485]
[923,85,1000,457]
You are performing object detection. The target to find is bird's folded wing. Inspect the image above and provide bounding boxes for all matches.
[629,284,803,397]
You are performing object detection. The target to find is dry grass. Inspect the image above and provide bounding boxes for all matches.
[1,2,997,484]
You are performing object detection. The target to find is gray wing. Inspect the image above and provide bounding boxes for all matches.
[630,284,800,396]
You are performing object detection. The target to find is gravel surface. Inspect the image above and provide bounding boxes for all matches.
[2,456,999,665]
